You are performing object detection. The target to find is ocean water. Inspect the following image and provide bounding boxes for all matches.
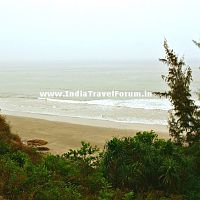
[0,63,199,125]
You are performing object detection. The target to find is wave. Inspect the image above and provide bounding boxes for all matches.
[1,108,167,125]
[0,94,37,99]
[39,98,173,111]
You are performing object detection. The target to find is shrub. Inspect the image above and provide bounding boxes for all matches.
[0,140,11,155]
[63,141,101,169]
[102,131,189,195]
[9,151,30,167]
[43,155,79,179]
[33,183,81,200]
[0,113,199,199]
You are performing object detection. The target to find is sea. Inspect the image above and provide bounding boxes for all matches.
[0,62,199,126]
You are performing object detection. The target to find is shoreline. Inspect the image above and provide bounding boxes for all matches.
[3,112,169,155]
[2,110,168,131]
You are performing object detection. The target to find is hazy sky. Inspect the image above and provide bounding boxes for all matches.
[0,0,200,63]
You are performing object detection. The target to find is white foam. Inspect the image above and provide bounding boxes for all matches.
[2,97,200,126]
[39,98,173,111]
[1,108,168,125]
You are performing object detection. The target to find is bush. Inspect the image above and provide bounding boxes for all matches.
[0,115,199,199]
[0,140,11,155]
[33,183,81,200]
[43,155,79,179]
[102,131,191,195]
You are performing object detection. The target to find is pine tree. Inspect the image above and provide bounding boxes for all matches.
[193,40,200,48]
[155,40,200,145]
[193,40,200,100]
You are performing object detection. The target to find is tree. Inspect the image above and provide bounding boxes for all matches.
[193,40,200,100]
[155,40,200,145]
[193,40,200,48]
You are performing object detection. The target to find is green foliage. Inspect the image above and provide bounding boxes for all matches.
[0,140,11,155]
[43,154,79,179]
[155,40,200,145]
[0,131,199,200]
[183,176,200,200]
[0,155,26,199]
[33,183,81,200]
[98,189,114,200]
[122,192,135,200]
[159,158,181,191]
[63,141,101,168]
[102,131,193,195]
[0,114,199,200]
[0,115,11,136]
[62,142,110,196]
[184,142,200,176]
[9,151,30,167]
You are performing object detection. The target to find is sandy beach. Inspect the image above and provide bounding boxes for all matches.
[5,115,169,155]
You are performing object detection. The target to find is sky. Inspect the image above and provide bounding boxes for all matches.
[0,0,200,64]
